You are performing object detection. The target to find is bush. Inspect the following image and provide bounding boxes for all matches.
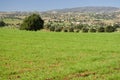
[89,28,96,32]
[44,23,51,30]
[82,27,89,33]
[105,25,115,32]
[63,27,68,32]
[55,27,62,32]
[20,14,44,31]
[0,21,5,27]
[75,24,83,30]
[69,27,74,32]
[97,27,105,32]
[113,24,120,28]
[75,29,80,33]
[49,26,55,31]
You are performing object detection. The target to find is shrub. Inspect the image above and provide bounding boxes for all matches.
[63,27,68,32]
[82,27,89,33]
[97,27,105,32]
[89,28,96,32]
[105,25,115,32]
[113,24,120,28]
[63,29,68,32]
[20,14,44,31]
[49,26,55,31]
[55,27,62,32]
[75,29,80,33]
[44,23,51,30]
[69,27,74,32]
[0,21,5,27]
[75,24,83,30]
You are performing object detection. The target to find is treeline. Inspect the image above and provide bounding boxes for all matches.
[44,22,120,33]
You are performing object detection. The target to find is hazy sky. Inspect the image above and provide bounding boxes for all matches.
[0,0,120,11]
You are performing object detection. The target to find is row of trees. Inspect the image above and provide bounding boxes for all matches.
[44,23,118,33]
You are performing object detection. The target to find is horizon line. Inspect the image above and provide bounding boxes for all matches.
[0,6,120,12]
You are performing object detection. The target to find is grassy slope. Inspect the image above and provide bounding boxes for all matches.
[0,28,120,80]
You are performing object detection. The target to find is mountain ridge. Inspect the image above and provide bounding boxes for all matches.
[45,6,120,13]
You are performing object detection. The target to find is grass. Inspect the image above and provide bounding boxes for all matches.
[0,28,120,80]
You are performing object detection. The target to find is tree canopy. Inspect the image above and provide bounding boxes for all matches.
[20,14,44,31]
[0,21,5,27]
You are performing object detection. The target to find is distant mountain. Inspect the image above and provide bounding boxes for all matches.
[46,6,120,13]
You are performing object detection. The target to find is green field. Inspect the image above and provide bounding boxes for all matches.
[0,28,120,80]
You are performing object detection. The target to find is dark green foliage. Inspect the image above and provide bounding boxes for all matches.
[75,29,80,33]
[89,28,96,32]
[97,27,105,32]
[44,23,51,30]
[113,24,120,31]
[20,14,44,31]
[113,24,120,28]
[0,21,5,27]
[75,24,84,30]
[63,29,68,32]
[105,25,115,32]
[82,27,89,33]
[69,27,74,32]
[49,26,55,31]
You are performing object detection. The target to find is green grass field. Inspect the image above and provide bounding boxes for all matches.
[0,28,120,80]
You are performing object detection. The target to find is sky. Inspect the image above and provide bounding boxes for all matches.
[0,0,120,11]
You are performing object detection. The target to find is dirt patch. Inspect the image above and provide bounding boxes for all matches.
[49,62,61,69]
[45,71,96,80]
[18,68,34,73]
[0,57,9,61]
[64,71,96,80]
[45,77,55,80]
[113,68,120,71]
[8,75,21,80]
[45,76,60,80]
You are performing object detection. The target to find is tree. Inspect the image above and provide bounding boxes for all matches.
[75,24,83,30]
[20,14,44,31]
[97,27,105,32]
[63,27,68,32]
[113,24,120,28]
[69,27,74,32]
[55,27,62,32]
[0,21,5,27]
[105,25,115,32]
[82,27,89,33]
[89,28,96,32]
[49,26,55,31]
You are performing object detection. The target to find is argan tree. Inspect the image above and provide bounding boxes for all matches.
[20,14,44,31]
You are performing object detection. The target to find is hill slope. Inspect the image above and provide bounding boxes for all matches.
[47,6,120,13]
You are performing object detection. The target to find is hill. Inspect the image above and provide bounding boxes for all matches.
[46,6,120,13]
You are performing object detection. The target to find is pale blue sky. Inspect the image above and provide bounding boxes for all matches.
[0,0,120,11]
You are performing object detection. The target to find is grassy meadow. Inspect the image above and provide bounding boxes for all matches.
[0,28,120,80]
